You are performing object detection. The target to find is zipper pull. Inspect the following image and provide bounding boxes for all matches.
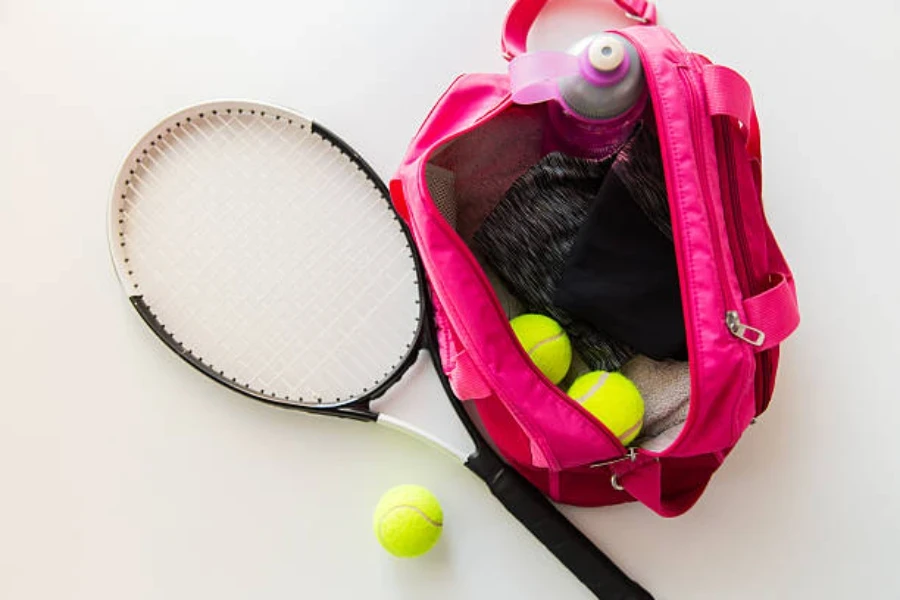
[588,447,638,469]
[726,310,766,347]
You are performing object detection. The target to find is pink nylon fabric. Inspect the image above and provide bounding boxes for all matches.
[697,62,800,352]
[743,275,799,353]
[434,297,493,400]
[391,20,797,515]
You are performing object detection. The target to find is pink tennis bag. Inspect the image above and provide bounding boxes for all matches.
[390,0,799,517]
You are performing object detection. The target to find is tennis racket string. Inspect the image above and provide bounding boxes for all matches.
[116,110,420,406]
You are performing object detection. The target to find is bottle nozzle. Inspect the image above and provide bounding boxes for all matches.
[588,37,626,73]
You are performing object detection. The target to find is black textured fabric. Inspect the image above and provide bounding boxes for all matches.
[472,153,634,371]
[613,122,672,242]
[472,124,684,369]
[554,127,686,361]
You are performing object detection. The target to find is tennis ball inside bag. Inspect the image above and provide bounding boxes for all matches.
[389,0,799,517]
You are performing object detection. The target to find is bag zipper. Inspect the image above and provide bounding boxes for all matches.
[676,62,773,354]
[587,447,638,469]
[678,54,774,418]
[675,64,744,330]
[617,33,701,458]
[715,119,775,414]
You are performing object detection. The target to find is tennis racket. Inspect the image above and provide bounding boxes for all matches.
[108,100,653,600]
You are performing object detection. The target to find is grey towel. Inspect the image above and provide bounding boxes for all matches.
[621,355,690,441]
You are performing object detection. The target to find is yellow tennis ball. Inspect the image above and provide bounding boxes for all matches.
[372,484,443,558]
[568,371,644,445]
[510,314,572,384]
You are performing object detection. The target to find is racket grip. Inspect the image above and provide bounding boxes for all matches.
[467,452,654,600]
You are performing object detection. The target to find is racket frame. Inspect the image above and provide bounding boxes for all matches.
[108,100,427,421]
[108,100,654,600]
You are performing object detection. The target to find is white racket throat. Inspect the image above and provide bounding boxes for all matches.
[373,351,476,461]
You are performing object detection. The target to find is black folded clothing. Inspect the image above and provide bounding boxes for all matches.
[473,123,685,369]
[472,152,634,371]
[553,127,687,361]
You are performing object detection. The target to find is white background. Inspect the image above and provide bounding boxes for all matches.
[2,1,899,598]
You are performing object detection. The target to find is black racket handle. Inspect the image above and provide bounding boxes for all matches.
[467,451,654,600]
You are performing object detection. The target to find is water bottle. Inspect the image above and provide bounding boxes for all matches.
[509,33,647,158]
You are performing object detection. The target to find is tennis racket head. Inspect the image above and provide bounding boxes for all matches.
[109,100,425,411]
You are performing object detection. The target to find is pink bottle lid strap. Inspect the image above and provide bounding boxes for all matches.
[509,51,580,105]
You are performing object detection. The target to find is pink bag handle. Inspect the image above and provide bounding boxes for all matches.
[501,0,658,59]
[702,64,761,161]
[743,273,799,352]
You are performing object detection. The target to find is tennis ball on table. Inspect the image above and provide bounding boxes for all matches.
[510,314,572,384]
[568,371,645,445]
[373,484,443,558]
